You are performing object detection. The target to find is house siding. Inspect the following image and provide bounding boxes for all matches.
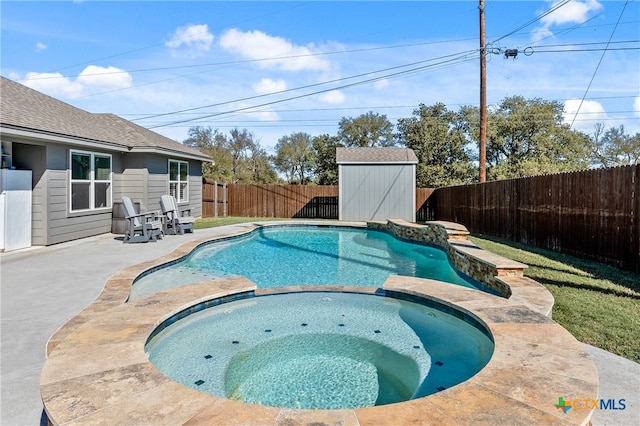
[2,139,211,246]
[188,162,203,217]
[45,144,115,245]
[11,142,47,245]
[2,77,213,248]
[118,155,204,217]
[339,164,416,222]
[146,154,167,213]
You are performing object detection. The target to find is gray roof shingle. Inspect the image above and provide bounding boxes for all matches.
[0,77,211,161]
[336,147,418,164]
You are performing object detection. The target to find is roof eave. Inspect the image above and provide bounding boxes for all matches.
[129,146,214,163]
[0,125,130,152]
[336,160,419,165]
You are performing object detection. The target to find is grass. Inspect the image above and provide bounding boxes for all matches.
[194,217,639,362]
[469,234,640,363]
[194,216,293,229]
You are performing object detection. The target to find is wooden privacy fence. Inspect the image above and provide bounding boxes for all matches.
[432,165,639,273]
[202,182,436,221]
[202,179,227,217]
[416,187,436,221]
[225,184,338,218]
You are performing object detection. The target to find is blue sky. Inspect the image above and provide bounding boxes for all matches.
[2,1,639,151]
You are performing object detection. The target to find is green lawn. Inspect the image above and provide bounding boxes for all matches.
[194,216,293,229]
[194,218,640,362]
[469,234,640,363]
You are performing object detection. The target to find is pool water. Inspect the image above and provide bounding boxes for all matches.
[145,291,494,410]
[131,226,480,300]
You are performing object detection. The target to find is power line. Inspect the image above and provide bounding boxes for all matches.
[58,38,482,101]
[135,50,477,126]
[490,0,574,45]
[24,38,480,82]
[141,115,640,131]
[146,51,477,129]
[118,96,640,118]
[41,1,316,74]
[570,0,631,127]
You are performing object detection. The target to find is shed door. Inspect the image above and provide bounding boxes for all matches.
[339,164,415,222]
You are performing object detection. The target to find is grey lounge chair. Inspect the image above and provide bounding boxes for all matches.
[122,196,163,243]
[160,195,195,235]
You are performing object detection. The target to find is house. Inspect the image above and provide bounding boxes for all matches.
[336,147,418,222]
[0,77,212,247]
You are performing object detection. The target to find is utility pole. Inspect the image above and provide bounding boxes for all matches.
[479,0,487,183]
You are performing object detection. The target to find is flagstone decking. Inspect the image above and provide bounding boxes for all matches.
[40,220,598,425]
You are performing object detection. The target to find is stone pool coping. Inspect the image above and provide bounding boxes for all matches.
[41,220,597,425]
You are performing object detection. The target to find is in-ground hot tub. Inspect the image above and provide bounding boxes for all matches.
[145,289,494,410]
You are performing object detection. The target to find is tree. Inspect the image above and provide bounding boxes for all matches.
[397,103,475,187]
[183,126,231,181]
[591,124,640,167]
[338,111,396,147]
[312,134,342,185]
[273,132,315,184]
[484,96,591,179]
[247,143,279,184]
[183,126,277,183]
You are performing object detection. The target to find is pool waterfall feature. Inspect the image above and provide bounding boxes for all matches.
[40,220,598,425]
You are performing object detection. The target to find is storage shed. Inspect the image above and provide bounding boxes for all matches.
[336,147,418,222]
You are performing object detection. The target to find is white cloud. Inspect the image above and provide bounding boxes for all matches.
[532,0,603,41]
[166,24,214,56]
[542,0,602,26]
[219,28,331,71]
[77,65,132,89]
[35,42,47,52]
[254,109,280,121]
[237,104,279,122]
[530,27,554,44]
[318,90,345,104]
[21,72,84,98]
[563,99,607,132]
[252,78,287,95]
[374,79,389,90]
[20,65,132,99]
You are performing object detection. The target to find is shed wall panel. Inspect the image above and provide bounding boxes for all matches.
[339,164,415,222]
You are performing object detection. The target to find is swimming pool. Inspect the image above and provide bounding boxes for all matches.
[131,225,488,300]
[43,220,592,425]
[145,290,494,410]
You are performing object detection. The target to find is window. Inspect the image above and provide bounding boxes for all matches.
[70,151,112,212]
[169,160,188,202]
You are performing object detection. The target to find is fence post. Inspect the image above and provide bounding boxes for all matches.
[223,183,227,217]
[214,181,218,217]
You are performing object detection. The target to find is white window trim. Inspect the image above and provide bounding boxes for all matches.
[69,150,112,212]
[168,159,189,203]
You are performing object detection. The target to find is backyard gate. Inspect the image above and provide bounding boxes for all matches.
[202,179,227,217]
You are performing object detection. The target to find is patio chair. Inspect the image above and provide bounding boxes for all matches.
[160,195,195,235]
[121,196,164,243]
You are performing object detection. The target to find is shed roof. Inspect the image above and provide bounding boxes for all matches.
[0,77,212,162]
[336,147,418,164]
